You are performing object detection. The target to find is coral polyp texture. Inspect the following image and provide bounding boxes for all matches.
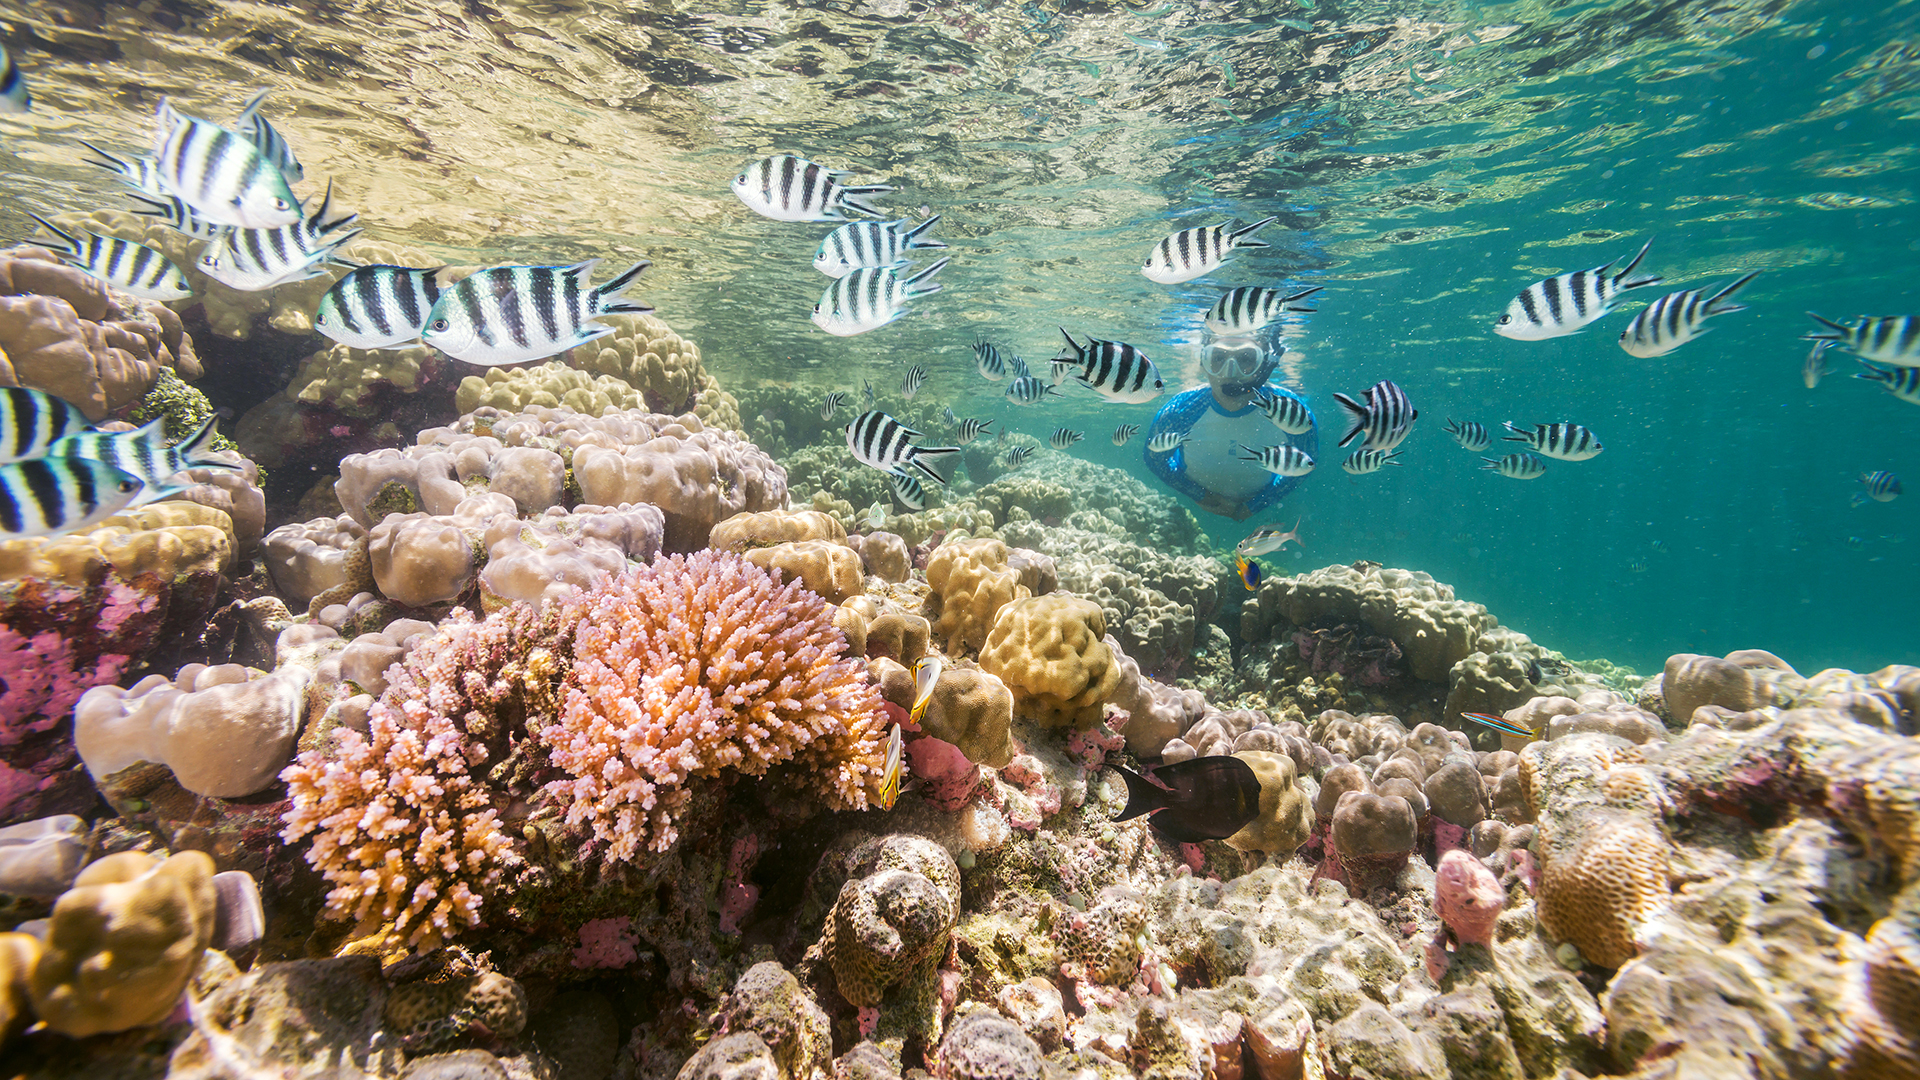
[543,550,887,863]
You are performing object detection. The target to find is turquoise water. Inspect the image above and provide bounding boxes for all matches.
[2,0,1915,673]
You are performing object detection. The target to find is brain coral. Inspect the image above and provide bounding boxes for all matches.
[1536,806,1672,969]
[541,551,888,864]
[979,595,1122,728]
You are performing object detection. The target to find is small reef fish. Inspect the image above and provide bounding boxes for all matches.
[954,418,992,445]
[78,140,168,197]
[1007,354,1033,379]
[1005,376,1059,405]
[1627,559,1648,573]
[1233,551,1262,591]
[1253,390,1314,436]
[876,724,904,810]
[888,468,927,511]
[1495,237,1661,340]
[125,192,228,242]
[973,341,1013,381]
[910,654,942,724]
[1205,285,1323,336]
[1147,431,1188,454]
[1618,271,1759,358]
[1444,418,1490,451]
[866,502,886,529]
[863,379,876,407]
[23,213,192,302]
[942,405,956,425]
[233,88,303,186]
[1342,448,1401,474]
[812,260,949,336]
[1461,712,1534,740]
[1333,379,1416,450]
[151,98,303,230]
[1005,445,1035,467]
[199,181,362,292]
[1482,452,1548,479]
[1236,442,1315,477]
[1054,330,1163,404]
[0,44,29,113]
[314,265,445,350]
[1803,340,1834,389]
[1853,470,1902,507]
[820,391,850,420]
[1501,422,1602,461]
[1049,427,1084,450]
[0,457,144,540]
[1142,217,1277,285]
[1237,520,1302,557]
[0,388,93,464]
[732,154,891,222]
[1650,539,1671,554]
[423,259,652,367]
[51,416,238,507]
[813,216,945,277]
[1108,756,1263,842]
[1806,313,1920,367]
[1851,360,1920,405]
[1112,423,1139,447]
[901,364,926,401]
[845,410,962,485]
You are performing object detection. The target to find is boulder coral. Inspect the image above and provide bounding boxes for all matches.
[926,539,1031,655]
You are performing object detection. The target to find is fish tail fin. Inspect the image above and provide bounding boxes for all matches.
[1500,421,1527,442]
[1805,312,1854,342]
[908,445,962,486]
[1614,236,1660,289]
[903,256,949,296]
[1480,457,1499,470]
[173,416,243,474]
[1385,450,1404,465]
[595,259,652,301]
[1704,270,1759,315]
[22,212,77,253]
[1108,764,1167,822]
[235,88,272,123]
[1850,492,1869,509]
[1230,216,1278,243]
[838,187,893,217]
[902,214,946,249]
[78,139,131,173]
[1332,392,1369,447]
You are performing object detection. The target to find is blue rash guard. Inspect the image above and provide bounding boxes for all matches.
[1144,384,1318,516]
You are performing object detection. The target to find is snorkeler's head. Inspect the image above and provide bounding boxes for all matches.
[1204,335,1277,398]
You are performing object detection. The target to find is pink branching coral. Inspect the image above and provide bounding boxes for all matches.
[540,551,887,864]
[280,603,570,951]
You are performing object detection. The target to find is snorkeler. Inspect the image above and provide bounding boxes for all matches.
[1142,331,1318,521]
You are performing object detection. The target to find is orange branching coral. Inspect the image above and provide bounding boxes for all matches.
[280,604,570,952]
[541,550,887,864]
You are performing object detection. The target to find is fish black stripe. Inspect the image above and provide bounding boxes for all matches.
[775,155,796,210]
[23,459,64,529]
[355,270,389,336]
[391,272,421,332]
[1565,271,1588,318]
[0,474,19,534]
[799,161,824,216]
[11,390,37,460]
[560,267,581,339]
[500,275,531,349]
[1518,286,1542,326]
[459,279,492,348]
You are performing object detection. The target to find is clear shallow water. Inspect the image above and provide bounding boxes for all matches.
[1,0,1915,674]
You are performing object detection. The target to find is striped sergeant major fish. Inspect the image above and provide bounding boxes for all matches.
[1501,421,1603,461]
[731,153,891,223]
[314,265,445,350]
[1341,448,1401,474]
[0,44,29,113]
[52,415,241,507]
[1112,423,1139,447]
[812,259,950,337]
[1253,389,1313,435]
[1053,330,1164,404]
[1004,375,1059,405]
[422,259,652,367]
[199,180,362,292]
[233,88,303,186]
[1234,442,1314,477]
[813,216,946,278]
[0,456,144,539]
[901,364,926,401]
[1806,312,1920,367]
[1618,271,1759,358]
[0,387,93,464]
[150,98,303,230]
[1004,444,1035,467]
[1204,285,1323,336]
[125,192,229,243]
[22,213,192,302]
[1147,430,1188,454]
[1803,340,1834,390]
[1853,470,1902,508]
[888,468,927,511]
[820,391,850,420]
[1332,379,1416,450]
[78,140,169,197]
[1495,237,1661,340]
[942,405,957,425]
[1048,427,1084,450]
[954,417,992,445]
[1444,418,1490,451]
[1855,360,1920,405]
[844,410,962,486]
[1142,216,1277,285]
[1482,452,1548,480]
[973,340,1013,381]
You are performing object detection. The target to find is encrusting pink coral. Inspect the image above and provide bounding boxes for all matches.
[540,550,888,864]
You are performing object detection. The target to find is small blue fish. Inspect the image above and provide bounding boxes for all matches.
[1233,551,1262,591]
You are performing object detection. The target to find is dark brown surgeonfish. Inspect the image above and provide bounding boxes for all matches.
[1109,756,1263,842]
